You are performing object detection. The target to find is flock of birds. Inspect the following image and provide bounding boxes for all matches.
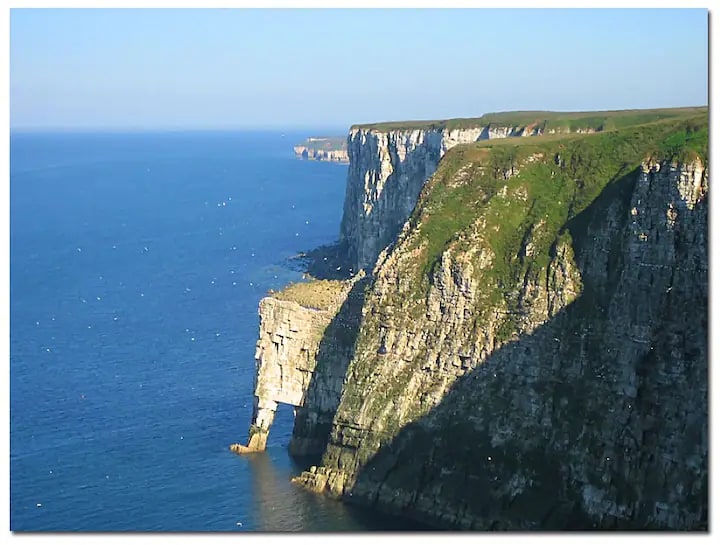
[25,163,348,528]
[38,192,343,361]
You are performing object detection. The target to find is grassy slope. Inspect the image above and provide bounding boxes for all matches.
[333,110,707,447]
[351,106,707,132]
[402,113,707,309]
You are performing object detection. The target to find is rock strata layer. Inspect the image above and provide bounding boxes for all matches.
[233,277,364,454]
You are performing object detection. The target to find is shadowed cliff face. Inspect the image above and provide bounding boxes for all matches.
[294,147,708,530]
[289,277,369,457]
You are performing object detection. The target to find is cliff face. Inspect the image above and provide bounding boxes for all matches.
[232,277,364,456]
[294,145,349,163]
[340,124,601,271]
[293,118,708,529]
[235,110,707,529]
[238,297,336,452]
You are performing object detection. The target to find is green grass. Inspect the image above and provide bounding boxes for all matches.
[403,113,708,315]
[351,106,707,132]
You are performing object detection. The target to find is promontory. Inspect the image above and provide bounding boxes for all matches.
[233,106,708,530]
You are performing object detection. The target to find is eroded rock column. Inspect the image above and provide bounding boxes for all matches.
[231,281,353,455]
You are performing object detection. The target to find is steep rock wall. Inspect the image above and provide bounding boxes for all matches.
[296,135,708,531]
[234,297,338,452]
[232,277,365,455]
[339,123,595,271]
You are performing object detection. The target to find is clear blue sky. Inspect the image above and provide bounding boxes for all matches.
[10,8,708,130]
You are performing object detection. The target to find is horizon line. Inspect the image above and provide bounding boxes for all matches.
[11,104,708,134]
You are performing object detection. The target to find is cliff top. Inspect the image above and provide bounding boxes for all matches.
[272,278,350,311]
[350,106,708,132]
[406,112,708,305]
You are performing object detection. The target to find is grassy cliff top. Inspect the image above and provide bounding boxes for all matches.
[405,112,707,301]
[295,136,347,151]
[350,106,707,132]
[272,278,350,311]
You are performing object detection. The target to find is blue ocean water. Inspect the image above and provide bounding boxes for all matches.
[9,132,414,531]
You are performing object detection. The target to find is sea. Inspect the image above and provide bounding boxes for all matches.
[9,131,421,532]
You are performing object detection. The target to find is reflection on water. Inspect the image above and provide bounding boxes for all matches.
[244,448,432,531]
[238,404,429,532]
[239,350,434,531]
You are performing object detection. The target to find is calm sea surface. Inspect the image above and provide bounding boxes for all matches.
[9,131,420,531]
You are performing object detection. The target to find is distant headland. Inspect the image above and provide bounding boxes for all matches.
[294,136,348,163]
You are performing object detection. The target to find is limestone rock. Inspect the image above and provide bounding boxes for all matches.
[297,154,708,530]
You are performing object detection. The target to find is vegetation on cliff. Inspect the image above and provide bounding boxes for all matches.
[408,113,708,312]
[351,106,707,132]
[293,107,707,529]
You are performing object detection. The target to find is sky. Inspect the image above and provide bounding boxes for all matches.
[9,8,709,130]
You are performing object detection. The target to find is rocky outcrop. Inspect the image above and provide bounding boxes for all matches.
[293,126,708,530]
[232,277,364,455]
[294,137,349,163]
[232,295,341,453]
